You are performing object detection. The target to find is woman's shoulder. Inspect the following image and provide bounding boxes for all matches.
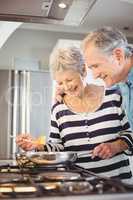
[51,101,62,111]
[104,87,122,105]
[105,87,121,97]
[51,101,65,113]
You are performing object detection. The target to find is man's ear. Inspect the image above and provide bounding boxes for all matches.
[112,48,125,64]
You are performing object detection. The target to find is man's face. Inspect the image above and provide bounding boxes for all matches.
[84,44,127,87]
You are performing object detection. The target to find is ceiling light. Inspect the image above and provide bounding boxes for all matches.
[58,2,67,9]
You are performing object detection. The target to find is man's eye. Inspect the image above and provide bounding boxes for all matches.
[92,65,99,68]
[88,65,98,69]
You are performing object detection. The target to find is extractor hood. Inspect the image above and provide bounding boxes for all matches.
[0,0,98,26]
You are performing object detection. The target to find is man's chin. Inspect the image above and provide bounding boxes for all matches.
[104,79,114,88]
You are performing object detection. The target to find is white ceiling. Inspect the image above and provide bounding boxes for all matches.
[82,0,133,32]
[0,0,133,70]
[19,0,133,36]
[0,0,133,34]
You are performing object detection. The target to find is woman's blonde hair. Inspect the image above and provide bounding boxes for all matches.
[82,26,133,57]
[49,46,85,78]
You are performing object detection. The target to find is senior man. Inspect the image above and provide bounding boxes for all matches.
[82,27,133,129]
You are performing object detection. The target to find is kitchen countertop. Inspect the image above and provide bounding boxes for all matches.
[6,193,133,200]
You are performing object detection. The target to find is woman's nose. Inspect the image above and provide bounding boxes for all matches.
[63,83,70,90]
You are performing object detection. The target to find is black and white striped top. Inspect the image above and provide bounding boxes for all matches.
[45,89,133,182]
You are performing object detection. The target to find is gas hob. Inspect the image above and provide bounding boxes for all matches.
[0,159,133,200]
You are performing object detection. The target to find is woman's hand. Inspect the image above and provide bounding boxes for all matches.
[92,139,128,159]
[16,134,45,151]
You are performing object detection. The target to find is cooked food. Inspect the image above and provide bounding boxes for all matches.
[34,136,46,145]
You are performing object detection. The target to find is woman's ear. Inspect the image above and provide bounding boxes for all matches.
[112,48,125,64]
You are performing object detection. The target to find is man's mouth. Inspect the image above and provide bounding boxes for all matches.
[101,75,108,80]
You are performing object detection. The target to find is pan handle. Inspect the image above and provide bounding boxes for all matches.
[78,150,93,158]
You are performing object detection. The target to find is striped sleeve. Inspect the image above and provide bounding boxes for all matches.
[118,94,133,155]
[44,103,64,152]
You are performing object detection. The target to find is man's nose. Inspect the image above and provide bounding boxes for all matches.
[92,69,101,79]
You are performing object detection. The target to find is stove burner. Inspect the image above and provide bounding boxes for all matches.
[60,181,93,194]
[40,182,61,190]
[40,172,81,181]
[0,173,25,183]
[14,186,36,193]
[0,184,37,193]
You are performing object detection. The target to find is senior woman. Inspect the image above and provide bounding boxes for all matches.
[16,47,133,183]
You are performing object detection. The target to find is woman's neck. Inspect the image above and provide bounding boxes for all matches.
[63,85,105,113]
[67,84,100,100]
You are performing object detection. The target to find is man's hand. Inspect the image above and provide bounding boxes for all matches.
[92,139,128,159]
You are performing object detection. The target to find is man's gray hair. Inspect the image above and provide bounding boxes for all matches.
[82,26,133,57]
[50,46,85,78]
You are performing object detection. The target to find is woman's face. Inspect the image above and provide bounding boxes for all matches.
[55,69,86,97]
[84,44,128,87]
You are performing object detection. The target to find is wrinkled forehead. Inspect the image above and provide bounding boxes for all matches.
[84,44,109,65]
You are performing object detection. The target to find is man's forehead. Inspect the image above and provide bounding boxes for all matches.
[85,48,108,64]
[85,54,103,65]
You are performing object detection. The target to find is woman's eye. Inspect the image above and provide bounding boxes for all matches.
[58,82,62,86]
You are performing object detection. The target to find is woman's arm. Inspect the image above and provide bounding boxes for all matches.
[16,134,45,151]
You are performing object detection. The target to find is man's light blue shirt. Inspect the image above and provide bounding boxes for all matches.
[117,68,133,130]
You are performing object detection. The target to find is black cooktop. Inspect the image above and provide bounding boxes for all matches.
[0,158,133,199]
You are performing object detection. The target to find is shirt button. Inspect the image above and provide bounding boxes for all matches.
[86,132,90,136]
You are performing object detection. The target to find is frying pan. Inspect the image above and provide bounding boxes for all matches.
[22,151,92,165]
